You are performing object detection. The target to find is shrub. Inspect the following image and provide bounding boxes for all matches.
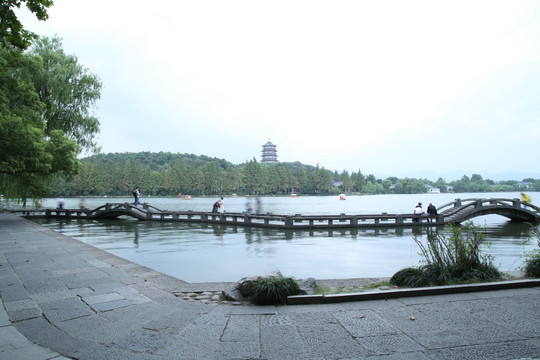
[241,276,301,305]
[390,267,428,287]
[523,225,540,278]
[524,257,540,277]
[391,222,502,287]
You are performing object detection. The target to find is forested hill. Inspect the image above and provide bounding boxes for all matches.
[50,152,538,197]
[52,152,337,197]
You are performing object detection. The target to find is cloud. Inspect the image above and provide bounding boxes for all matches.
[15,0,540,179]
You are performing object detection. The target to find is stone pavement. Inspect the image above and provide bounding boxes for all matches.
[0,212,539,360]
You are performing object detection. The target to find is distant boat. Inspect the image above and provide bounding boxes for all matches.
[339,194,346,200]
[180,195,192,200]
[231,193,238,198]
[290,193,298,198]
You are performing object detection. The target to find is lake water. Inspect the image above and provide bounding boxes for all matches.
[8,192,538,282]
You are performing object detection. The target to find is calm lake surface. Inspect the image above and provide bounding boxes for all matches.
[8,192,538,282]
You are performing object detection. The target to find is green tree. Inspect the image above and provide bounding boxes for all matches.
[342,171,352,193]
[394,178,426,194]
[0,0,53,50]
[351,170,366,192]
[30,36,102,152]
[224,163,241,194]
[291,167,305,194]
[0,45,79,202]
[243,158,262,194]
[315,166,333,194]
[195,168,206,194]
[162,164,175,194]
[364,181,378,194]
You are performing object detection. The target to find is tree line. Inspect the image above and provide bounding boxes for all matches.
[49,152,539,197]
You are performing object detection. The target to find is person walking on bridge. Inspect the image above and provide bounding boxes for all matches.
[133,187,140,206]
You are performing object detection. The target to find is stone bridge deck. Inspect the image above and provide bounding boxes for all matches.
[12,198,540,230]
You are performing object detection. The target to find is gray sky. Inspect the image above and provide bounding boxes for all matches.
[17,0,540,181]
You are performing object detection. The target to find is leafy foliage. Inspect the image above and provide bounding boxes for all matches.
[239,276,301,305]
[0,0,53,50]
[523,226,540,278]
[0,34,99,202]
[390,267,429,288]
[30,36,102,152]
[391,222,502,287]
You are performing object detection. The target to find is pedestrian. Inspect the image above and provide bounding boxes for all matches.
[218,197,224,213]
[255,197,262,214]
[245,196,253,214]
[521,193,531,203]
[212,200,220,213]
[427,203,437,222]
[413,202,423,222]
[56,195,65,210]
[133,187,140,206]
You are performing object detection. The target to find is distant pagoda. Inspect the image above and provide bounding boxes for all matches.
[261,139,278,163]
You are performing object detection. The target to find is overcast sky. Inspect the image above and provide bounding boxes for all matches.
[16,0,540,181]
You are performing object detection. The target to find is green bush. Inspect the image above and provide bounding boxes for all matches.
[241,276,301,305]
[524,257,540,277]
[391,222,502,287]
[523,225,540,277]
[390,267,428,287]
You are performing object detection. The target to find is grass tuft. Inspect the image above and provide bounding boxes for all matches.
[241,276,301,305]
[391,222,501,287]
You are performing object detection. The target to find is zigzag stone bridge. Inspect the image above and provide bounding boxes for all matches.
[15,198,540,230]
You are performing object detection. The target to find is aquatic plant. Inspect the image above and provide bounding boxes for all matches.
[391,222,501,287]
[523,225,540,278]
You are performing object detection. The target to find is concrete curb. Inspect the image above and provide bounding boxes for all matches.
[287,278,540,305]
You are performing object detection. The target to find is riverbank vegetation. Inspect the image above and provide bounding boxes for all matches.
[523,225,540,278]
[390,222,502,287]
[1,2,101,203]
[48,152,539,197]
[239,276,302,305]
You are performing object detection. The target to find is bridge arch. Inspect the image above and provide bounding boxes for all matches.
[437,198,540,224]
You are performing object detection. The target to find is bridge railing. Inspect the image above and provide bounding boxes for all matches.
[13,205,444,228]
[438,198,539,216]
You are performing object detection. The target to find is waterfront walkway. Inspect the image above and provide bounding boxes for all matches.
[1,212,539,359]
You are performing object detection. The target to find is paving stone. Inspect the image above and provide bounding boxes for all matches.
[21,278,68,294]
[113,328,178,353]
[260,323,309,360]
[90,299,132,312]
[0,325,33,349]
[41,297,94,323]
[4,298,37,312]
[82,292,125,305]
[0,343,62,360]
[157,323,223,359]
[333,309,398,338]
[221,314,259,342]
[358,333,424,355]
[428,339,540,360]
[7,307,43,322]
[14,317,93,357]
[57,313,134,344]
[0,282,30,302]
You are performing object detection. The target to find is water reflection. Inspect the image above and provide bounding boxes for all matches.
[31,216,537,282]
